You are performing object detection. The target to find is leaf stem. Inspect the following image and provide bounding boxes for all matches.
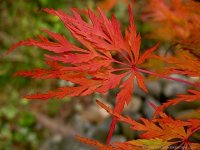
[111,68,130,72]
[188,126,200,138]
[135,68,200,88]
[111,58,130,67]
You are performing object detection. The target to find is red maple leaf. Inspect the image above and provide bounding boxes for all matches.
[7,5,198,144]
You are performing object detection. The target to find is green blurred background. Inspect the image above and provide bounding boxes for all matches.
[0,1,137,149]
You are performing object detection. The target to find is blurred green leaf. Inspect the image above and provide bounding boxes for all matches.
[17,112,36,127]
[1,106,18,120]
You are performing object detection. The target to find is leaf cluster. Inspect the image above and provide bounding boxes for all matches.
[7,1,200,150]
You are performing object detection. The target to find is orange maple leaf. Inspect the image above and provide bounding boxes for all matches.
[96,100,200,149]
[158,50,200,77]
[77,135,172,150]
[153,89,200,117]
[142,0,200,57]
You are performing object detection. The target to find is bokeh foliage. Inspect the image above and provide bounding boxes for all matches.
[0,1,138,149]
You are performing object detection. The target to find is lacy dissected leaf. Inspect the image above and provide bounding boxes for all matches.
[142,0,200,57]
[77,136,171,150]
[76,136,109,149]
[159,50,200,77]
[96,100,200,149]
[125,139,170,150]
[7,6,159,143]
[154,89,200,117]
